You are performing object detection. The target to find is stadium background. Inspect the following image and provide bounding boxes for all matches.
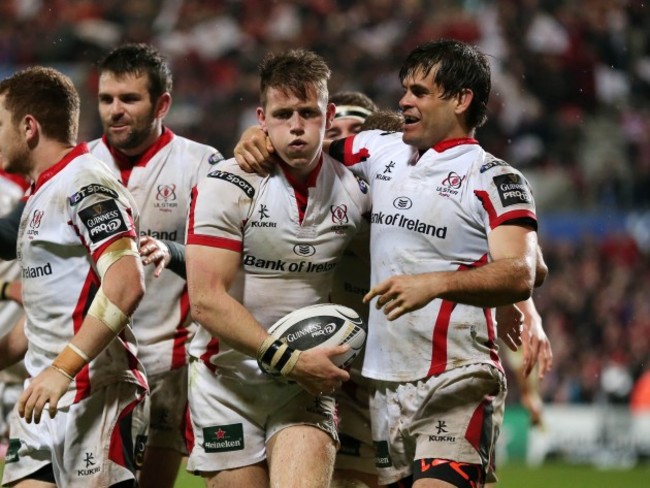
[1,0,650,485]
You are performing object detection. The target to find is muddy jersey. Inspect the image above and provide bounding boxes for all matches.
[17,143,146,407]
[186,156,371,382]
[88,129,223,375]
[0,170,28,337]
[331,130,538,382]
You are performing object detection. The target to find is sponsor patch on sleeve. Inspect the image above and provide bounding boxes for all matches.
[493,173,532,207]
[480,157,509,173]
[69,184,119,206]
[355,175,369,194]
[79,199,129,243]
[208,151,225,165]
[207,170,255,198]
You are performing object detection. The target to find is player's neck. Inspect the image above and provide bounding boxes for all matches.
[30,141,76,181]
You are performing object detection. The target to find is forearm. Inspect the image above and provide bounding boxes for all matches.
[190,291,267,358]
[0,315,27,369]
[435,257,534,307]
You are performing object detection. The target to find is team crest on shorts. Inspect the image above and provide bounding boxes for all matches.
[203,423,245,453]
[374,440,393,467]
[5,438,20,463]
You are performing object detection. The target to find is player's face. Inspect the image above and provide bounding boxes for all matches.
[258,86,335,179]
[0,95,30,175]
[325,117,363,141]
[399,67,467,150]
[98,72,164,156]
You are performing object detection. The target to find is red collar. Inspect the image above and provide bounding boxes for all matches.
[280,155,323,192]
[103,127,174,170]
[432,137,478,152]
[32,143,89,194]
[0,169,29,191]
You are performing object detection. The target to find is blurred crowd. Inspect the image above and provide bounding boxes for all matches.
[0,0,649,408]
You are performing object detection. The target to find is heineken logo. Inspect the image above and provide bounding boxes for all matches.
[5,438,20,463]
[374,440,393,468]
[203,423,244,453]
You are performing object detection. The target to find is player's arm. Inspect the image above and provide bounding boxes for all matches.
[186,244,350,396]
[366,224,537,320]
[0,200,25,261]
[0,279,22,304]
[0,315,28,370]
[17,237,145,424]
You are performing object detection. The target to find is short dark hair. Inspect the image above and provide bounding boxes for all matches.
[329,91,378,113]
[360,110,404,133]
[399,39,491,129]
[99,43,172,101]
[0,66,79,144]
[259,49,330,107]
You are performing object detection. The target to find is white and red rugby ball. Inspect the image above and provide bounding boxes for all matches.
[263,303,367,374]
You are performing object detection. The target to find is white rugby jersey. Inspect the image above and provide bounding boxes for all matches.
[88,129,223,375]
[0,170,28,338]
[331,130,538,382]
[186,156,371,382]
[17,143,147,407]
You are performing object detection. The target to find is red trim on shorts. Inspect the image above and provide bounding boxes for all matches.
[184,403,195,455]
[108,394,141,469]
[171,287,191,369]
[465,396,494,454]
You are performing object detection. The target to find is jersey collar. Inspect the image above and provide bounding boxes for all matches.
[31,142,89,194]
[0,168,29,192]
[432,137,478,153]
[103,126,175,170]
[280,154,323,191]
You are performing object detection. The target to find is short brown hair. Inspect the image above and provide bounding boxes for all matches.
[0,66,79,144]
[259,49,330,107]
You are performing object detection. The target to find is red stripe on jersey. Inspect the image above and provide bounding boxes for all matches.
[200,338,220,372]
[427,299,457,376]
[187,185,199,234]
[432,137,478,153]
[72,271,98,403]
[343,135,369,166]
[186,234,242,252]
[171,287,191,369]
[474,191,537,230]
[483,308,501,369]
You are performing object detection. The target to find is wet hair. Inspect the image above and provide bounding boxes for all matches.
[259,49,330,107]
[98,43,173,101]
[360,110,404,132]
[399,39,491,129]
[0,66,79,144]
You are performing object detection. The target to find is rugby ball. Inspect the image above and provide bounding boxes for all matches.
[260,303,367,376]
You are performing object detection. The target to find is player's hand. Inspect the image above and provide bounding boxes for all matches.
[496,304,524,352]
[522,311,553,378]
[364,274,436,321]
[233,126,277,175]
[18,367,72,423]
[289,345,351,396]
[139,236,170,278]
[521,390,544,426]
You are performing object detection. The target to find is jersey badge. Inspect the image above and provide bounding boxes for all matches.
[79,199,129,243]
[355,175,369,194]
[436,171,465,197]
[494,173,532,207]
[480,158,509,173]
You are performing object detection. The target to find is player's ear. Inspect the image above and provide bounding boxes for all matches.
[454,88,473,115]
[23,115,39,145]
[154,92,172,119]
[256,107,267,131]
[325,102,336,129]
